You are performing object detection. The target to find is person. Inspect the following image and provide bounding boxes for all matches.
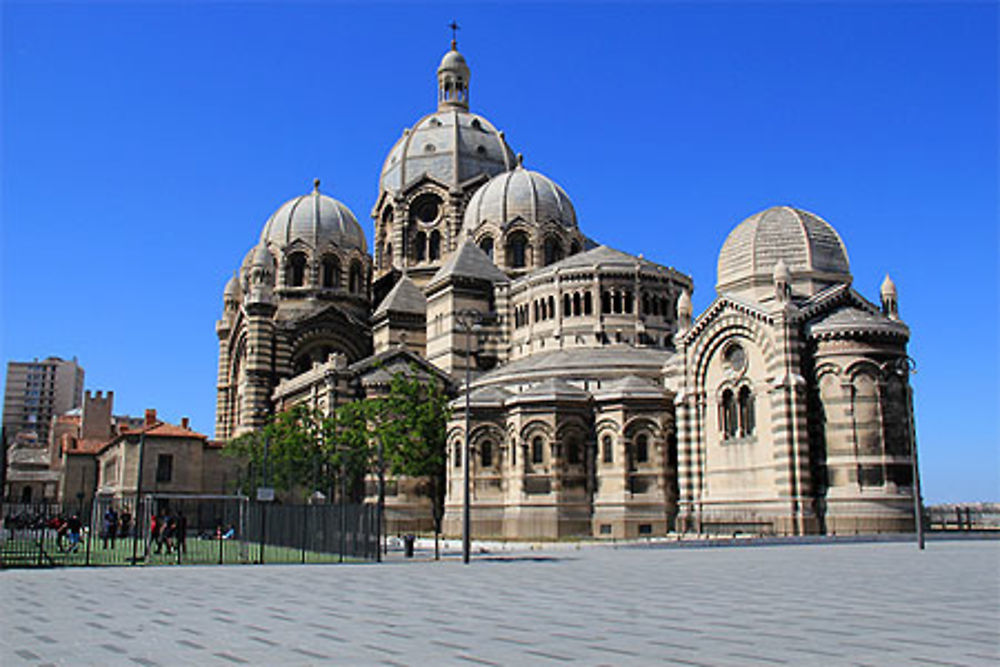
[150,512,162,554]
[176,512,188,555]
[49,515,67,552]
[102,507,118,549]
[119,510,131,538]
[66,514,82,553]
[162,514,176,554]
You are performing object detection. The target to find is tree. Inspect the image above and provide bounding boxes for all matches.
[369,368,451,559]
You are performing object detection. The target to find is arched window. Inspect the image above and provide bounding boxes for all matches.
[349,261,363,293]
[601,291,611,314]
[660,297,669,317]
[415,231,427,262]
[721,389,737,439]
[642,294,650,315]
[584,292,593,315]
[612,291,622,314]
[572,293,581,316]
[453,443,461,468]
[531,436,544,464]
[548,296,555,319]
[543,237,563,265]
[481,441,493,468]
[651,296,660,316]
[563,294,571,316]
[540,299,547,320]
[479,236,494,260]
[507,232,528,268]
[533,301,540,322]
[635,434,649,463]
[429,230,441,261]
[321,255,340,288]
[567,439,581,464]
[569,240,581,255]
[287,252,307,287]
[624,291,634,314]
[602,435,613,463]
[384,243,393,270]
[738,386,755,437]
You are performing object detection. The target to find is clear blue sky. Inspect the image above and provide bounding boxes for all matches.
[2,2,996,503]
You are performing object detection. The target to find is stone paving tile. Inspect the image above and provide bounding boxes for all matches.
[2,540,998,666]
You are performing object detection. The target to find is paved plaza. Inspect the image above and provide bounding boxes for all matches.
[1,539,998,666]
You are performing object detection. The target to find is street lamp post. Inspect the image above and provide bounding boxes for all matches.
[881,356,924,550]
[455,308,492,564]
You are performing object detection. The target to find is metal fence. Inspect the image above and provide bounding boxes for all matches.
[1,497,379,568]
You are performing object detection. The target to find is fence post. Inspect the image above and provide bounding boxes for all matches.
[301,504,307,565]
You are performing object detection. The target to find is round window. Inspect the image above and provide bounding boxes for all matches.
[724,344,747,374]
[412,195,441,224]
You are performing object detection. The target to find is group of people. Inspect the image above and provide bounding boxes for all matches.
[150,510,188,555]
[99,507,133,549]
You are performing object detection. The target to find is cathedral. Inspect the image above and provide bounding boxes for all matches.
[215,39,918,538]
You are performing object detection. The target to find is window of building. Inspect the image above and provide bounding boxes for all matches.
[531,436,544,464]
[602,435,613,463]
[321,255,340,288]
[415,231,427,261]
[156,454,173,483]
[601,291,611,314]
[573,293,582,316]
[635,434,649,463]
[349,261,363,293]
[738,386,755,437]
[479,236,494,260]
[429,230,441,261]
[507,232,528,268]
[567,440,581,464]
[721,389,738,439]
[481,441,493,468]
[287,252,307,287]
[624,291,634,314]
[453,443,461,468]
[543,237,563,265]
[584,292,593,315]
[563,294,571,316]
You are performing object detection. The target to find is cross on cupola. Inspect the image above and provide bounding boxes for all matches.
[437,21,471,110]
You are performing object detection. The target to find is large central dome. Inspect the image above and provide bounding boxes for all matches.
[378,44,516,195]
[379,110,515,194]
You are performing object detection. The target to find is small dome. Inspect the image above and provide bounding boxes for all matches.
[462,161,577,234]
[717,206,851,300]
[251,242,274,267]
[438,49,470,77]
[881,274,897,298]
[260,182,366,254]
[223,274,240,299]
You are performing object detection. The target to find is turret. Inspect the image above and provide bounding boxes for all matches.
[676,289,693,333]
[880,274,898,320]
[773,258,791,303]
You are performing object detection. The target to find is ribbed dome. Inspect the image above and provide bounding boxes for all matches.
[379,110,514,194]
[260,182,367,254]
[462,163,577,233]
[438,49,470,77]
[717,206,851,298]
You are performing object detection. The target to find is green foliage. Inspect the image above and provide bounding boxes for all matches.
[223,366,450,514]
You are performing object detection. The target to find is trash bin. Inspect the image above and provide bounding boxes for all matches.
[404,534,416,558]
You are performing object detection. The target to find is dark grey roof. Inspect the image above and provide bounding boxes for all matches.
[373,274,427,318]
[427,241,508,289]
[593,375,667,400]
[450,385,512,409]
[475,346,673,387]
[806,306,909,339]
[524,244,686,283]
[506,378,592,405]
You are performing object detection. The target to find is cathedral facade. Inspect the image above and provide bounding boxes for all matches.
[215,41,918,538]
